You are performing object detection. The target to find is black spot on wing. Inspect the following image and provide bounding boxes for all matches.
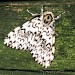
[52,43,55,46]
[40,35,42,38]
[34,32,36,34]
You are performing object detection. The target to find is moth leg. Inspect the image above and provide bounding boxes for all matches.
[54,12,65,20]
[55,33,58,36]
[27,9,39,16]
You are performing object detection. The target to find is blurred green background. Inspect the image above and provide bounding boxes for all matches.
[0,1,75,75]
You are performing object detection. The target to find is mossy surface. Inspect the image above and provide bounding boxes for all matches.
[0,1,75,75]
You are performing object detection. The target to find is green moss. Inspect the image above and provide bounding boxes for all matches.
[0,1,75,74]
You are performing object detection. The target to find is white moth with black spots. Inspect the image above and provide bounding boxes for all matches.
[4,7,64,68]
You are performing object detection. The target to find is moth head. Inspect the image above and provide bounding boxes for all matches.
[43,12,54,26]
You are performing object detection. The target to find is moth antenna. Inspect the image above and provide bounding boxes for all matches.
[54,11,65,20]
[27,9,39,16]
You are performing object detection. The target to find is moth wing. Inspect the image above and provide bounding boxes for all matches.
[31,46,54,68]
[4,21,33,50]
[30,28,55,68]
[4,16,42,50]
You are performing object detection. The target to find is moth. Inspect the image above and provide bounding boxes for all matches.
[4,7,64,68]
